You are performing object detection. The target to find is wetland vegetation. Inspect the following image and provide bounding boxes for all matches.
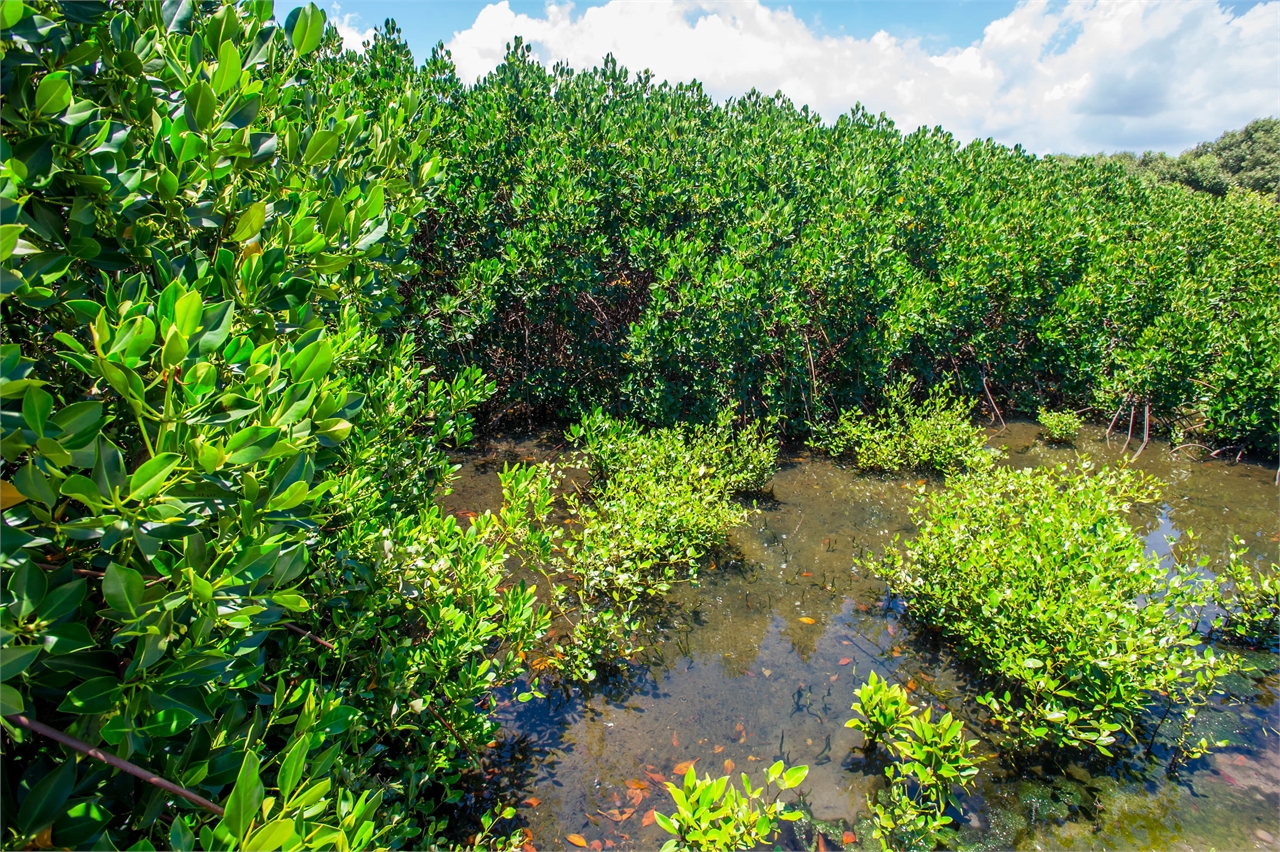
[1,2,1277,851]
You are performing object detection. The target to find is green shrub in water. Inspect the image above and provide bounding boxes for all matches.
[808,379,994,475]
[654,761,808,852]
[874,461,1235,756]
[845,671,916,749]
[499,408,778,681]
[870,708,984,852]
[1037,408,1083,443]
[1211,539,1280,647]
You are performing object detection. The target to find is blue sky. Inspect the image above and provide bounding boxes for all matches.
[325,0,1280,154]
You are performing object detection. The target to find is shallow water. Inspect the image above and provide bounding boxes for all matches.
[440,423,1280,851]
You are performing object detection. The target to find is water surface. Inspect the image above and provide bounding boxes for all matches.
[440,423,1279,850]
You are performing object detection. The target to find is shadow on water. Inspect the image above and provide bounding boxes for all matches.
[441,422,1280,850]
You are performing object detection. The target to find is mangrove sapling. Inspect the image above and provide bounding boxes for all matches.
[845,671,916,751]
[872,460,1236,757]
[654,761,809,852]
[1037,408,1083,444]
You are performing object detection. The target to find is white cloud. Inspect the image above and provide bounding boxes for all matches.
[330,2,375,54]
[445,0,1280,154]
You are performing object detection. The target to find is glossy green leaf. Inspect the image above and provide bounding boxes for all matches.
[128,453,181,501]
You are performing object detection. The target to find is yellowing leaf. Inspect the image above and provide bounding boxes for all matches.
[566,834,588,847]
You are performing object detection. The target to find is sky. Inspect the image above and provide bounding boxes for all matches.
[326,0,1280,155]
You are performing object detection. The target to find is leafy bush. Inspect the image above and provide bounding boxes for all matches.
[654,761,808,852]
[873,461,1234,756]
[1037,407,1082,443]
[808,379,993,475]
[0,2,541,848]
[1211,539,1280,647]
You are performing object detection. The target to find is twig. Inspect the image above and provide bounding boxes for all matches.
[3,714,225,816]
[1171,444,1214,454]
[1106,394,1131,440]
[284,622,336,651]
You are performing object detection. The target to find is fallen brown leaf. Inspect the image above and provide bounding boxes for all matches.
[799,616,816,624]
[838,658,852,666]
[673,759,699,775]
[642,809,657,827]
[723,759,735,773]
[671,732,679,747]
[843,831,857,845]
[599,808,635,823]
[566,835,588,847]
[713,745,724,754]
[645,771,667,785]
[625,779,649,790]
[590,841,603,852]
[801,572,813,577]
[524,797,541,807]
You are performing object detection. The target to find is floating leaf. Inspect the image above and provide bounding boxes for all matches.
[565,834,587,848]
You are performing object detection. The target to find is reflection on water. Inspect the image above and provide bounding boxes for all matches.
[441,422,1279,850]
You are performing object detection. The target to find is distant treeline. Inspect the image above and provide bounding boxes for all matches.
[1087,119,1280,201]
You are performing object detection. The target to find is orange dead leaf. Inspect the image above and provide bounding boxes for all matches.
[713,744,724,753]
[523,845,537,852]
[599,808,635,823]
[817,833,827,851]
[887,623,898,636]
[642,809,657,827]
[566,835,588,848]
[673,759,699,775]
[625,779,649,790]
[747,755,760,761]
[625,788,645,807]
[645,771,667,785]
[801,572,813,577]
[734,722,745,734]
[829,674,839,682]
[906,679,917,691]
[524,797,541,807]
[799,617,816,625]
[671,732,679,747]
[723,759,735,773]
[838,658,852,666]
[590,841,603,852]
[843,831,857,844]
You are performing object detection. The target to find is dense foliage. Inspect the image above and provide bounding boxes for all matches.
[874,462,1234,757]
[409,42,1279,456]
[0,3,545,848]
[653,761,807,852]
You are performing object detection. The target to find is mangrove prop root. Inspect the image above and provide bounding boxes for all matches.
[982,374,1006,432]
[1122,403,1137,456]
[3,714,225,816]
[1132,402,1151,461]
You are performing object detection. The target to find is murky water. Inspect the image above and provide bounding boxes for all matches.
[440,423,1280,851]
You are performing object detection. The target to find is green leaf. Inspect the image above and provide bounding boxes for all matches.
[0,683,24,715]
[161,0,195,33]
[17,758,76,835]
[211,40,243,97]
[102,562,143,614]
[7,563,47,618]
[184,81,217,133]
[221,751,264,841]
[230,201,267,242]
[781,765,809,789]
[35,578,86,621]
[35,72,72,116]
[22,385,53,435]
[174,290,204,338]
[277,737,308,802]
[128,453,181,501]
[302,129,339,166]
[285,3,326,56]
[265,480,308,511]
[169,816,196,852]
[57,676,121,714]
[52,800,113,849]
[14,460,57,507]
[290,339,333,383]
[0,644,40,681]
[272,592,310,611]
[161,326,189,369]
[243,819,297,852]
[226,425,280,466]
[0,223,24,262]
